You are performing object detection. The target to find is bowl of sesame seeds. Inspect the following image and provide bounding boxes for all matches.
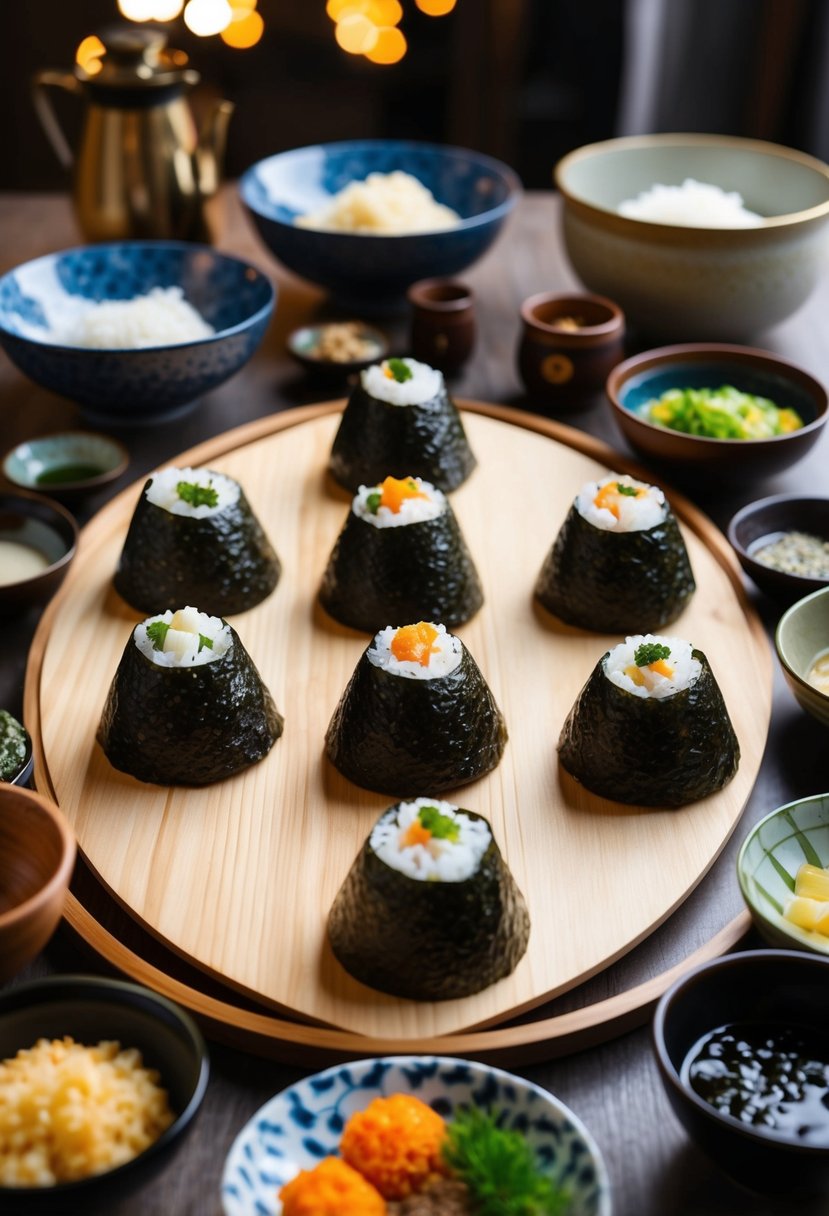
[728,494,829,604]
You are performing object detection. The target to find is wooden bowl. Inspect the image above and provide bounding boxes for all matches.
[0,785,76,982]
[606,343,828,481]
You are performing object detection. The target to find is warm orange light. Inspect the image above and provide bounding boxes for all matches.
[415,0,456,13]
[76,35,106,73]
[220,8,264,45]
[229,0,257,13]
[365,24,406,62]
[335,12,378,54]
[183,0,233,35]
[326,0,357,19]
[371,0,402,22]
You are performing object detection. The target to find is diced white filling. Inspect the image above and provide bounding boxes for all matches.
[370,797,492,881]
[576,474,667,532]
[352,478,445,528]
[144,466,239,519]
[360,358,443,406]
[134,606,231,668]
[604,633,701,700]
[367,622,462,680]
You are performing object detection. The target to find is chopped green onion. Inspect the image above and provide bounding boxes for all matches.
[616,483,639,496]
[177,480,219,509]
[417,805,460,841]
[198,634,213,653]
[386,357,413,384]
[634,642,671,667]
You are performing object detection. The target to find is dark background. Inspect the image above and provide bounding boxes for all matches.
[3,0,828,193]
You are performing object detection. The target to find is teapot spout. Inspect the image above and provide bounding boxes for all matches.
[197,98,234,197]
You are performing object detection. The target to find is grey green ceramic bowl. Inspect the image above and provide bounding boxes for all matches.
[775,586,829,727]
[287,320,388,378]
[605,343,828,480]
[737,793,829,954]
[653,949,829,1194]
[728,495,829,604]
[555,134,829,340]
[0,975,209,1213]
[3,431,129,501]
[0,491,79,618]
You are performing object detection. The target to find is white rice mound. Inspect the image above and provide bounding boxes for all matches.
[60,286,214,349]
[605,634,701,700]
[361,358,443,406]
[370,797,492,882]
[368,622,462,680]
[617,179,763,228]
[576,474,666,532]
[145,466,238,518]
[295,170,461,235]
[134,606,231,668]
[352,478,445,528]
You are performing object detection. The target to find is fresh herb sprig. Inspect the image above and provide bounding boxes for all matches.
[386,357,413,384]
[177,480,219,509]
[633,641,671,667]
[417,804,459,841]
[146,620,170,651]
[442,1107,570,1216]
[615,482,639,497]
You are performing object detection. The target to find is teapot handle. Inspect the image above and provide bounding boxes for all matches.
[32,71,82,170]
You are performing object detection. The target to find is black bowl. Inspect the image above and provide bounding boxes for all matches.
[0,976,209,1213]
[0,491,78,619]
[728,494,829,604]
[652,949,829,1195]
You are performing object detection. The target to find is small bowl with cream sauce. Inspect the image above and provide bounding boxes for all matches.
[0,492,78,618]
[775,584,829,729]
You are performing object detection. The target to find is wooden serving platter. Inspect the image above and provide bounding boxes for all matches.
[27,402,771,1043]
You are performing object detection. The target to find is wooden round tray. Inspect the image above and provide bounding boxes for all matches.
[26,401,769,1059]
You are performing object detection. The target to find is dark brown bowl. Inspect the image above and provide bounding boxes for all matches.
[287,321,389,379]
[0,785,76,982]
[0,491,78,618]
[728,494,829,603]
[606,344,828,479]
[652,949,829,1196]
[518,291,625,412]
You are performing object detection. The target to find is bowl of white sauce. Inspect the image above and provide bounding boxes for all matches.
[0,491,78,618]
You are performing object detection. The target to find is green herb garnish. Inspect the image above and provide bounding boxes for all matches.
[417,804,460,841]
[146,620,170,651]
[616,482,639,496]
[442,1106,570,1216]
[198,634,213,653]
[639,385,803,439]
[634,641,671,667]
[386,357,413,384]
[176,480,219,509]
[366,490,382,514]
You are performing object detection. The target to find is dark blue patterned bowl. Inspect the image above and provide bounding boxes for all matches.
[221,1054,611,1215]
[240,140,521,311]
[0,242,275,425]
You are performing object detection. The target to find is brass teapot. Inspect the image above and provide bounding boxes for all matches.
[33,26,234,243]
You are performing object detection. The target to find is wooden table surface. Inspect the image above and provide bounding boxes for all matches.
[1,188,828,1216]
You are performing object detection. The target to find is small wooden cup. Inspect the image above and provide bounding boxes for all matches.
[518,291,625,412]
[407,278,476,374]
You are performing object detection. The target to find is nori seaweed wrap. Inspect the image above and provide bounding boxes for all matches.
[329,358,476,493]
[114,466,280,617]
[535,474,695,633]
[98,607,283,786]
[328,797,530,1001]
[558,634,739,808]
[319,476,483,632]
[325,622,507,795]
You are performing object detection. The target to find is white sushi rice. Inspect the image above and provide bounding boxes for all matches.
[134,606,231,668]
[370,797,492,881]
[604,633,701,699]
[352,478,445,528]
[59,287,214,349]
[617,179,763,228]
[576,474,666,532]
[368,622,462,680]
[145,466,238,518]
[361,358,442,406]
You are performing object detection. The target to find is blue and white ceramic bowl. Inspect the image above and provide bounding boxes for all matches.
[221,1055,611,1216]
[240,140,520,310]
[0,242,275,425]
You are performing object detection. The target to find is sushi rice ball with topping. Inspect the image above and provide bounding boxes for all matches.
[558,633,739,807]
[98,605,283,786]
[325,621,507,794]
[535,473,695,633]
[114,465,280,617]
[328,797,530,1000]
[328,357,476,493]
[319,474,483,632]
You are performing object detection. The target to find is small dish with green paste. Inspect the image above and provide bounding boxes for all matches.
[606,343,828,480]
[0,710,32,786]
[3,432,129,502]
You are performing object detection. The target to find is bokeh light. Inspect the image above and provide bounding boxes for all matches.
[76,35,106,74]
[220,8,264,46]
[117,0,158,19]
[335,12,379,54]
[150,0,186,18]
[328,0,402,21]
[183,0,233,36]
[365,25,406,63]
[415,0,457,13]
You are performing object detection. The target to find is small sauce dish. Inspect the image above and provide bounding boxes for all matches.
[0,491,78,618]
[287,321,388,379]
[3,432,129,501]
[518,291,625,412]
[728,494,829,604]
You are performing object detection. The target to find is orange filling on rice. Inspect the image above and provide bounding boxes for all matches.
[593,480,646,519]
[378,475,428,514]
[390,622,440,667]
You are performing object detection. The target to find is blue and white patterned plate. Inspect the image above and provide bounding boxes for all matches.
[221,1055,612,1216]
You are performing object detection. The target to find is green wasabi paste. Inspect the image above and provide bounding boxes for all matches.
[0,710,28,782]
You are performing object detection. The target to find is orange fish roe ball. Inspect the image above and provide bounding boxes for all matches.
[340,1093,447,1200]
[390,622,439,667]
[279,1156,387,1215]
[378,475,428,514]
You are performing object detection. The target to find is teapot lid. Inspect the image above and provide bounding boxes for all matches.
[78,25,199,95]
